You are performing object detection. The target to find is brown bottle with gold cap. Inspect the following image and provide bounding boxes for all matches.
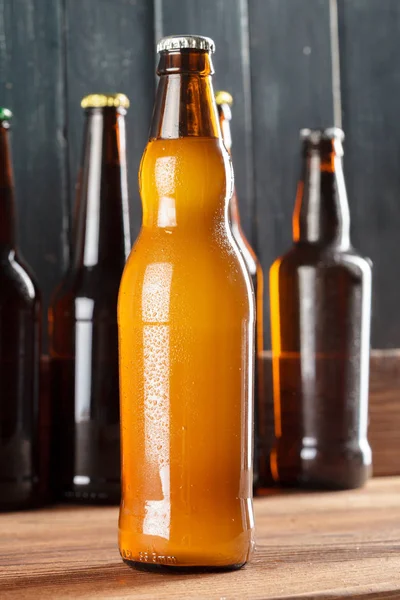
[270,128,372,490]
[49,94,131,503]
[215,91,266,489]
[0,108,43,510]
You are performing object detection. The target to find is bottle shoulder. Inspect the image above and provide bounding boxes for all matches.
[272,243,372,275]
[0,250,41,308]
[124,228,249,275]
[231,223,258,276]
[50,265,121,318]
[119,229,252,310]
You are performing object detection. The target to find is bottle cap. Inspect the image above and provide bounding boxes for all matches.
[80,93,130,110]
[215,91,233,106]
[157,35,215,54]
[300,127,345,143]
[0,107,13,121]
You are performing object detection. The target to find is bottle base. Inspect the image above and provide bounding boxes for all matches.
[273,444,372,491]
[56,489,120,505]
[0,479,42,512]
[276,477,369,491]
[122,558,246,574]
[0,499,42,512]
[54,481,121,505]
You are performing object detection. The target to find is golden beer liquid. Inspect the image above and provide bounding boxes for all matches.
[118,43,254,570]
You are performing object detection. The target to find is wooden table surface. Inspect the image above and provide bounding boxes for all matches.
[1,477,400,600]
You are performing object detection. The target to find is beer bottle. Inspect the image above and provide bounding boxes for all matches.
[215,91,267,489]
[0,108,42,510]
[49,94,131,503]
[270,128,372,490]
[118,36,255,571]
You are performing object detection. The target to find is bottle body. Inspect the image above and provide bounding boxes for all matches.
[270,245,372,489]
[118,41,254,570]
[215,94,266,488]
[0,254,42,510]
[230,213,265,489]
[50,271,121,502]
[270,129,372,490]
[49,100,131,503]
[0,114,43,510]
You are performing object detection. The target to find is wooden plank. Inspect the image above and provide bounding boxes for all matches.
[64,0,155,242]
[0,0,68,308]
[248,0,335,348]
[369,350,400,476]
[1,478,400,598]
[156,0,255,240]
[259,350,400,478]
[338,0,400,348]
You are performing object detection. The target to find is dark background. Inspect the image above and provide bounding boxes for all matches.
[0,0,398,349]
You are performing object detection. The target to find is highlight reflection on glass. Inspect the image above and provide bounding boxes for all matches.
[74,298,94,424]
[142,263,173,540]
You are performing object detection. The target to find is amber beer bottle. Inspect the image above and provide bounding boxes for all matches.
[118,36,255,570]
[0,108,42,510]
[215,91,266,487]
[49,94,131,503]
[270,128,372,490]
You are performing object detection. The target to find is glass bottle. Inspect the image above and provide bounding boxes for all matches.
[215,91,268,489]
[118,36,255,570]
[0,108,42,510]
[270,128,372,489]
[49,94,131,503]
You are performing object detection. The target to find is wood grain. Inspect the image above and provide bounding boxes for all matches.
[0,0,68,318]
[338,0,400,348]
[64,0,155,243]
[247,0,335,348]
[0,477,399,599]
[369,351,400,476]
[2,0,400,352]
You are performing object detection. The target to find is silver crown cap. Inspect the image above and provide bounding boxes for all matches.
[300,127,345,143]
[157,35,215,54]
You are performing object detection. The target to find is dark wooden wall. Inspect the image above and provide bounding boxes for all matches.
[0,0,399,349]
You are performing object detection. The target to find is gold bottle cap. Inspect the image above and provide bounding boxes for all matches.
[215,91,233,106]
[80,93,130,110]
[157,35,215,54]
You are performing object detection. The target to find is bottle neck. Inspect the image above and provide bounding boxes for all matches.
[293,140,350,249]
[150,50,220,140]
[73,108,131,270]
[217,104,242,227]
[140,49,232,233]
[0,124,16,250]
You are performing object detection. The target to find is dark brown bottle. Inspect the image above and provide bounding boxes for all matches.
[49,94,131,503]
[215,91,267,488]
[269,128,372,490]
[0,108,42,510]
